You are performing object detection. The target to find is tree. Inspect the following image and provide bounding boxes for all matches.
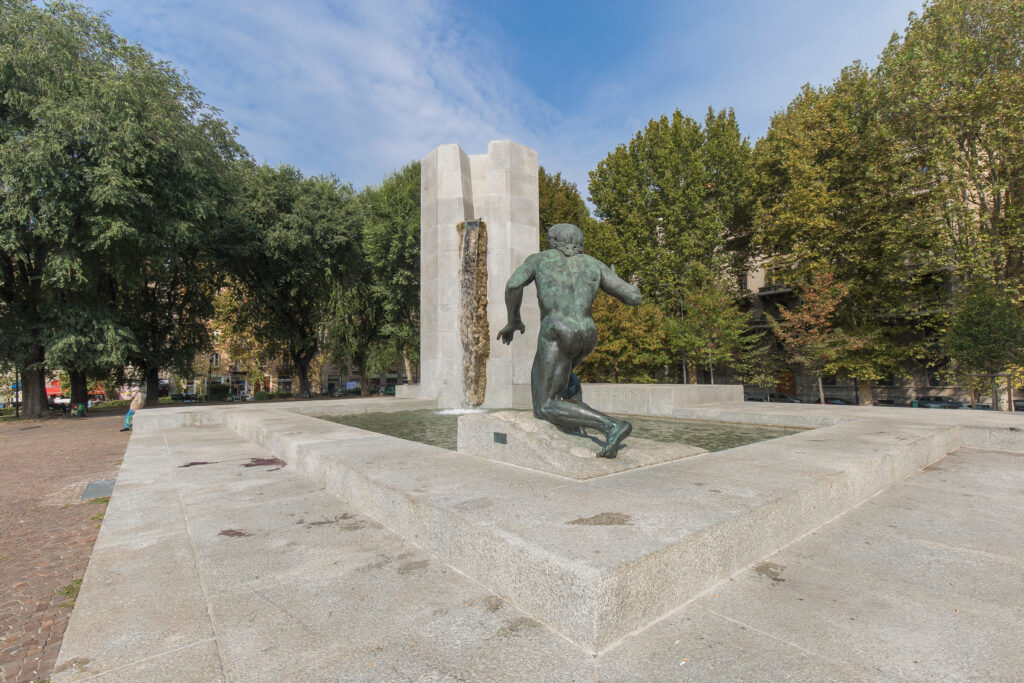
[233,163,359,396]
[877,0,1024,294]
[753,0,1024,389]
[588,107,753,299]
[538,167,590,249]
[678,266,750,384]
[0,1,242,415]
[771,270,867,404]
[576,296,680,383]
[945,283,1024,375]
[359,162,420,382]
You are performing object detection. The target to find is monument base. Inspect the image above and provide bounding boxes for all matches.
[457,410,706,480]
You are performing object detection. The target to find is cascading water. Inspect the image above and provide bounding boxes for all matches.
[458,220,490,406]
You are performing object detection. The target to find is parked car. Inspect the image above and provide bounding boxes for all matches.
[913,396,963,409]
[743,392,768,402]
[768,392,802,403]
[814,397,854,405]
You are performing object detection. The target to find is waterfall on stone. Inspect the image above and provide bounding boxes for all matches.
[458,220,489,406]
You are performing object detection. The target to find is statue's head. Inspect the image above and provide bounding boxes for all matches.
[547,223,584,257]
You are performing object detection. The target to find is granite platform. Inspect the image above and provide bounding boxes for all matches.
[53,395,1024,679]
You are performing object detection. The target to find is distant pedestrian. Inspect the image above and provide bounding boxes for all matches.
[120,388,144,432]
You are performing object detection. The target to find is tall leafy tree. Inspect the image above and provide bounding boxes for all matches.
[233,163,359,396]
[588,107,753,300]
[771,269,867,404]
[877,0,1024,293]
[945,282,1024,376]
[0,0,241,415]
[359,161,420,382]
[576,297,680,383]
[678,266,750,384]
[538,166,590,249]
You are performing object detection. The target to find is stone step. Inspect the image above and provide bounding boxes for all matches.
[221,406,961,653]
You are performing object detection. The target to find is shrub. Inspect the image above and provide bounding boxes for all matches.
[206,383,231,401]
[253,391,272,401]
[274,391,293,399]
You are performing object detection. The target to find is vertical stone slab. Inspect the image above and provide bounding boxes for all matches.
[420,144,474,408]
[418,141,539,409]
[479,141,540,408]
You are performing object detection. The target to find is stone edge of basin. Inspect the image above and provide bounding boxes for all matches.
[153,398,1024,652]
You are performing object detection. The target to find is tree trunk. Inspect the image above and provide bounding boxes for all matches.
[360,380,370,396]
[857,378,873,406]
[992,377,999,410]
[21,348,48,419]
[290,350,313,397]
[818,376,826,405]
[403,353,415,385]
[145,366,161,406]
[103,381,121,402]
[70,369,89,405]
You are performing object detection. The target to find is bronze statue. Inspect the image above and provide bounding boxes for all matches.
[497,223,642,458]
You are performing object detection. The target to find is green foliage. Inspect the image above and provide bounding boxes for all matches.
[358,162,421,380]
[678,266,750,384]
[577,297,681,383]
[877,0,1024,292]
[205,383,231,401]
[58,578,82,609]
[274,390,293,399]
[231,163,360,395]
[253,390,272,401]
[754,0,1024,377]
[538,167,590,249]
[0,0,243,415]
[945,283,1024,374]
[588,107,754,301]
[771,269,868,401]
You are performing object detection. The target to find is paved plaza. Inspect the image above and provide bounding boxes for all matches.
[0,414,127,683]
[47,399,1024,681]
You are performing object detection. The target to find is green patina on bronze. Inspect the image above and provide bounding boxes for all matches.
[498,223,643,458]
[457,220,489,406]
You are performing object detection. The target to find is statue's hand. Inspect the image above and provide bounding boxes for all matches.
[497,321,525,345]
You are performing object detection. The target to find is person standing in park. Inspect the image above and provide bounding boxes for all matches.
[498,223,642,458]
[120,387,144,432]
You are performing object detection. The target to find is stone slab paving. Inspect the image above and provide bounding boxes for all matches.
[0,414,127,683]
[54,414,1023,680]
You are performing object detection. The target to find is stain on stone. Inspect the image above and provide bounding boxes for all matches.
[754,561,785,583]
[398,559,430,575]
[482,596,503,612]
[497,617,538,637]
[567,512,632,526]
[359,555,391,571]
[455,497,494,511]
[54,657,91,674]
[304,513,367,531]
[179,461,212,468]
[243,457,286,471]
[219,529,251,538]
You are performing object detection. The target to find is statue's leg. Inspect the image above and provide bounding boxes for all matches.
[532,338,630,456]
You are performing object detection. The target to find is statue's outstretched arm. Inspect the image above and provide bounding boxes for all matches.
[497,258,535,344]
[599,262,642,306]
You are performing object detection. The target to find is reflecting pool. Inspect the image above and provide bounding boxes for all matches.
[323,410,801,452]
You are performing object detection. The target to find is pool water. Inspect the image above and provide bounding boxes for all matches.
[323,410,801,452]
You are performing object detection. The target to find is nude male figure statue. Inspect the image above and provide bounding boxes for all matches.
[497,223,642,458]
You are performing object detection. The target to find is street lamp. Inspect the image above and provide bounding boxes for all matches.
[656,284,687,385]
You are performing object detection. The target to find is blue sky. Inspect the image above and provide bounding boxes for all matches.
[85,0,923,196]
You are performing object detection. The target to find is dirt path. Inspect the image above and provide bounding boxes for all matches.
[0,412,128,683]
